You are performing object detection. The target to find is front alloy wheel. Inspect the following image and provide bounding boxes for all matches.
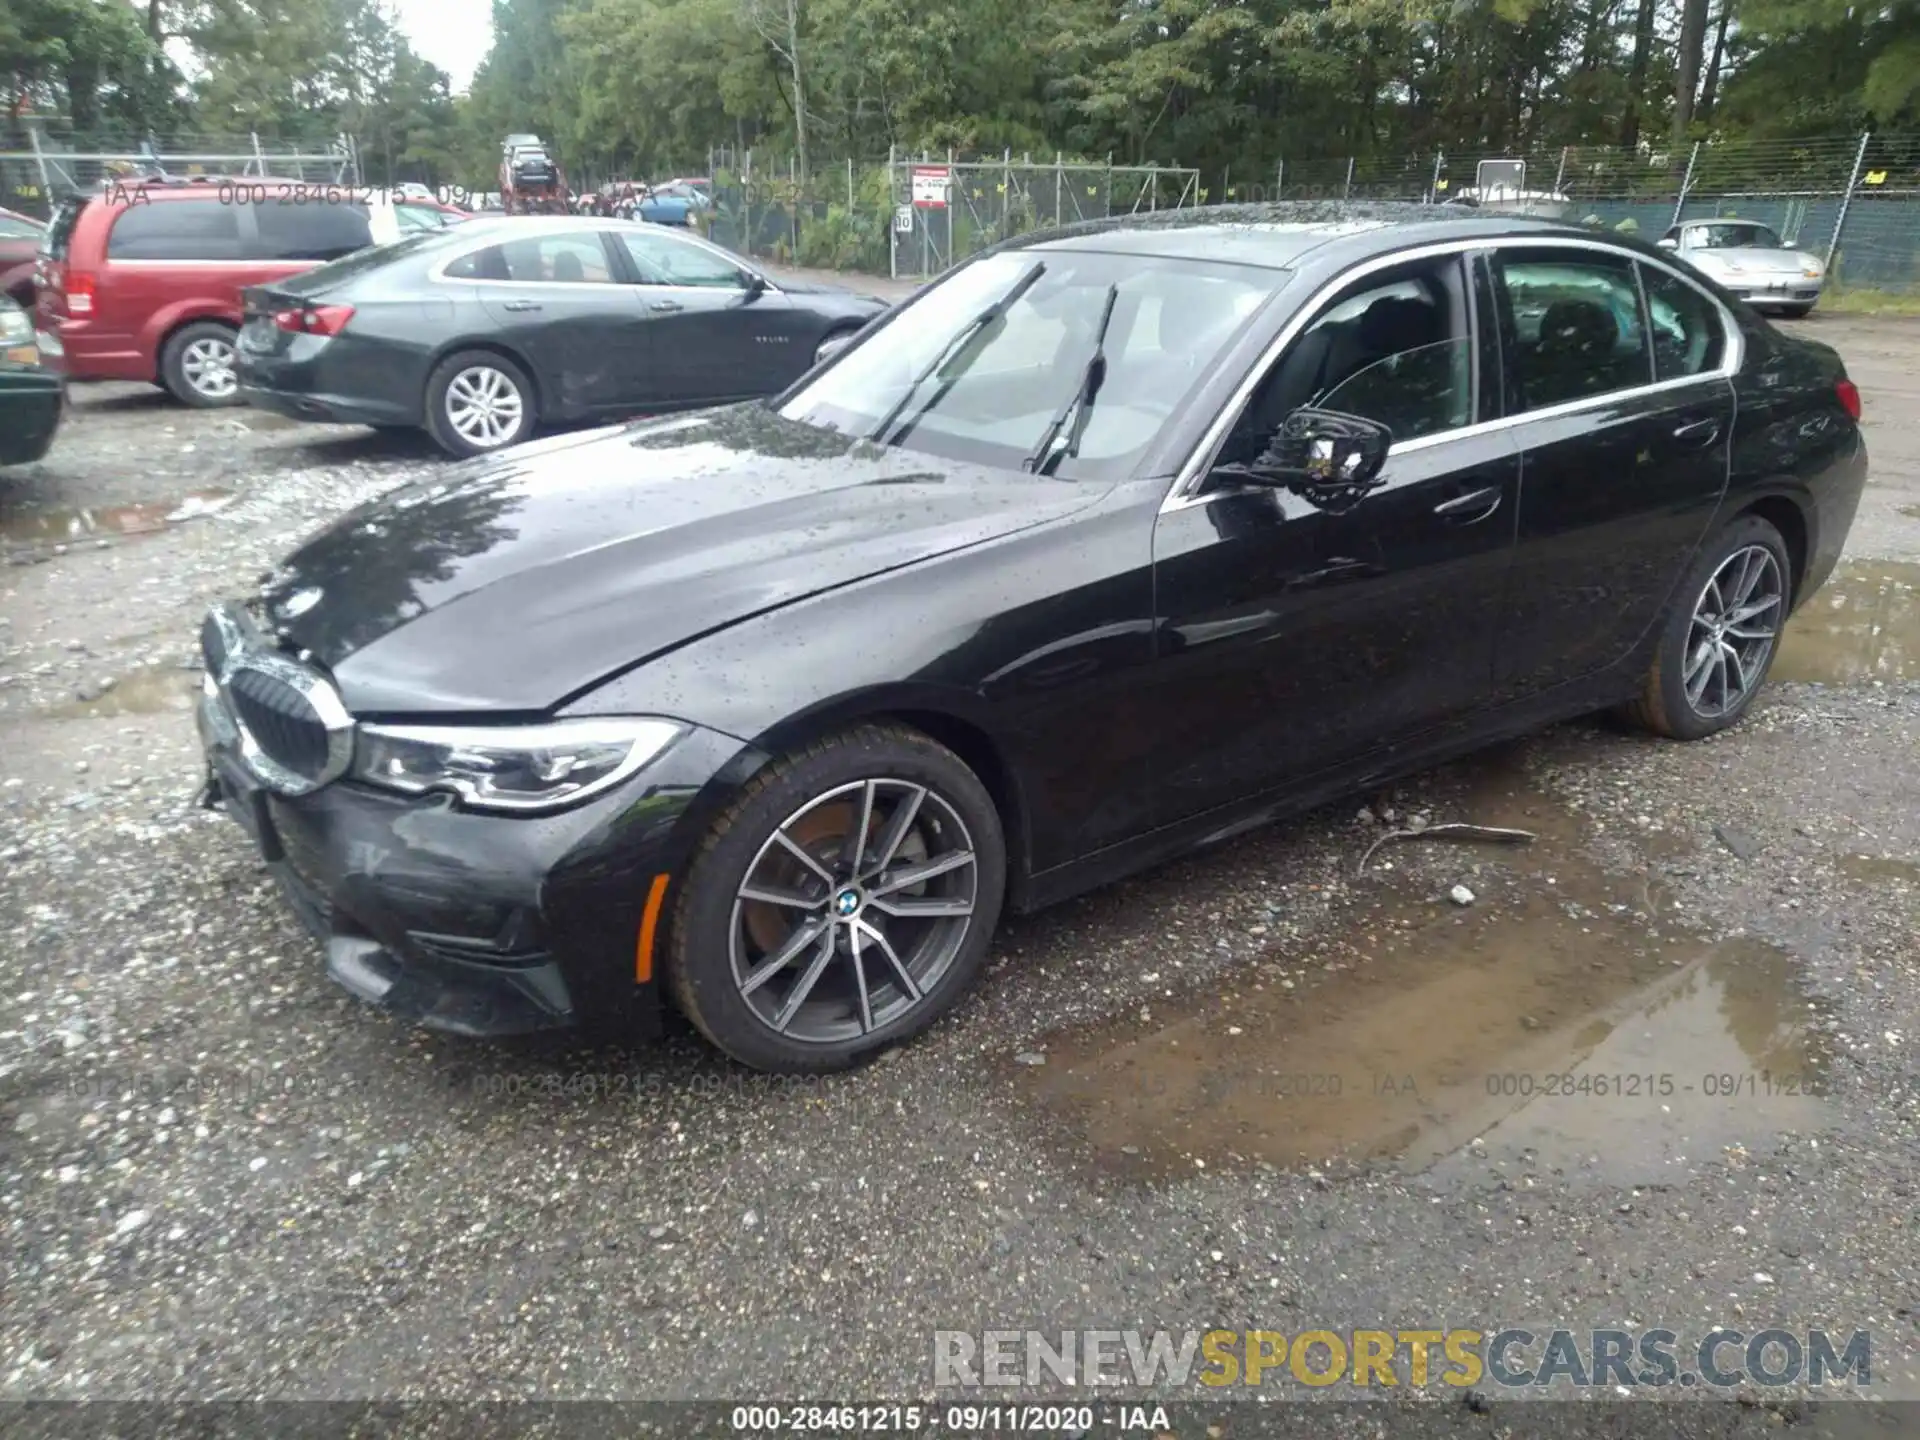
[668,725,1006,1071]
[731,778,978,1042]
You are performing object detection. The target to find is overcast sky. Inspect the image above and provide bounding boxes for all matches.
[390,0,495,94]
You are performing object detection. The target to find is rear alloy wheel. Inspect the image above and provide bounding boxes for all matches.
[1621,514,1792,741]
[160,322,242,408]
[425,350,535,457]
[667,725,1006,1072]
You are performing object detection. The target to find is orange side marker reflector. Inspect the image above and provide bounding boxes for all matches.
[635,873,671,983]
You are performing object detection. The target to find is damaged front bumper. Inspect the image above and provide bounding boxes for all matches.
[196,674,739,1041]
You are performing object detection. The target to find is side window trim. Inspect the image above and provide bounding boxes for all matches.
[1470,251,1507,424]
[1166,236,1746,513]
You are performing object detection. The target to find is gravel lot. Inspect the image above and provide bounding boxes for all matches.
[2,300,1917,1427]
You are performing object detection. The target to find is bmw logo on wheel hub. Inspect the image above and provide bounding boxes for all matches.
[832,886,863,919]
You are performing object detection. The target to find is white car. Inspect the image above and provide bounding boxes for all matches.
[1659,218,1826,316]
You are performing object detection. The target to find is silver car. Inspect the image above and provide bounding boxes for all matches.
[1659,218,1826,316]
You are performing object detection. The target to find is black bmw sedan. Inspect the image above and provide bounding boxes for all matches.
[233,216,888,457]
[197,205,1867,1072]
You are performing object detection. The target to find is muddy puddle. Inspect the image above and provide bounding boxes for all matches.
[1020,757,1835,1186]
[45,664,196,719]
[0,491,233,549]
[1775,558,1920,684]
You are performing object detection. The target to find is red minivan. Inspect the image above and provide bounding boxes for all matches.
[37,179,467,406]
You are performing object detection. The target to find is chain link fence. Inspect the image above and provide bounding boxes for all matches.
[699,149,1201,280]
[0,126,360,218]
[1265,131,1920,296]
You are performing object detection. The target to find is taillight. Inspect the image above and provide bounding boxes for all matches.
[65,272,95,316]
[1835,377,1862,421]
[272,304,355,337]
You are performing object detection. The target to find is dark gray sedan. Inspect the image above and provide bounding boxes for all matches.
[234,217,889,457]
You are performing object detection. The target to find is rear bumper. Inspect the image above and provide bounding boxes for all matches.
[1799,427,1869,607]
[237,337,424,428]
[239,382,415,428]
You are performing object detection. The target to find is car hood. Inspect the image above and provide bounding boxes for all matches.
[259,406,1106,715]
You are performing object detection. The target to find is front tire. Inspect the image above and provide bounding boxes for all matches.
[1620,514,1792,740]
[667,724,1006,1072]
[424,350,536,457]
[160,322,242,408]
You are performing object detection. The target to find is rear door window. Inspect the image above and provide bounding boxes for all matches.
[106,199,245,260]
[1640,264,1727,381]
[1494,248,1653,411]
[445,233,616,283]
[250,201,374,261]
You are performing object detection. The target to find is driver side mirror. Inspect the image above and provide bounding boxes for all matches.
[1233,408,1392,493]
[1657,237,1680,250]
[739,270,768,296]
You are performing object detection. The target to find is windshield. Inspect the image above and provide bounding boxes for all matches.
[1691,223,1784,250]
[779,249,1275,478]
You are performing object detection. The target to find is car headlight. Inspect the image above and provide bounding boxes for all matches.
[1798,255,1825,278]
[351,717,683,814]
[0,305,33,356]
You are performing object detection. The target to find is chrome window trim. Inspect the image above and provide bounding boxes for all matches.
[426,224,778,294]
[1161,233,1744,514]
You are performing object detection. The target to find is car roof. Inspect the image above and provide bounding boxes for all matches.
[992,201,1623,272]
[1673,216,1774,228]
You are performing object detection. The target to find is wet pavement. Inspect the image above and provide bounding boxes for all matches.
[1,311,1919,1415]
[1774,558,1920,685]
[1021,750,1838,1187]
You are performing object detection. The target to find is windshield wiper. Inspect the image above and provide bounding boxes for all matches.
[1024,283,1120,476]
[871,261,1048,446]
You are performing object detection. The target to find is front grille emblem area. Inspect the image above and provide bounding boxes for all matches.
[201,602,354,797]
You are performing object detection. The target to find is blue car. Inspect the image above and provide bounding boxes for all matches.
[637,180,713,227]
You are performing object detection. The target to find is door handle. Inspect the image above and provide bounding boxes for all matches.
[1432,484,1502,524]
[1673,416,1722,447]
[648,299,684,313]
[500,300,541,312]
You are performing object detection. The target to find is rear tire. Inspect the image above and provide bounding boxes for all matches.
[424,350,536,458]
[160,322,242,408]
[1618,514,1793,741]
[666,724,1006,1073]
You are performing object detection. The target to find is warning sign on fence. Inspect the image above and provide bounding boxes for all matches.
[911,166,950,208]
